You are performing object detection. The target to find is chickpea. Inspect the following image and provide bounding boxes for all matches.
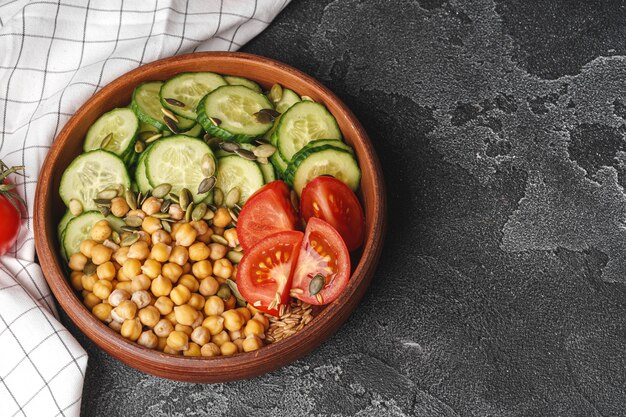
[195,226,214,244]
[127,209,146,219]
[188,293,205,311]
[223,228,239,248]
[92,303,112,322]
[110,197,130,217]
[127,240,150,260]
[211,330,230,347]
[174,304,198,326]
[151,275,172,297]
[204,296,224,316]
[116,267,130,282]
[91,244,113,265]
[81,274,97,292]
[138,305,160,327]
[224,295,237,311]
[202,315,224,336]
[175,223,197,247]
[169,203,184,220]
[222,309,245,332]
[229,330,242,340]
[68,252,88,271]
[233,338,245,353]
[252,313,270,331]
[122,258,142,279]
[192,260,213,279]
[191,326,211,346]
[141,216,162,234]
[212,226,225,236]
[151,229,172,245]
[220,341,238,356]
[236,307,252,322]
[121,318,142,341]
[213,208,231,228]
[93,280,113,300]
[109,320,123,332]
[80,239,98,258]
[166,330,189,351]
[184,342,202,357]
[115,281,133,293]
[96,261,116,281]
[166,285,189,307]
[178,274,199,292]
[70,272,83,291]
[91,220,112,242]
[113,300,137,320]
[142,196,162,215]
[131,274,151,292]
[157,336,168,351]
[213,258,233,279]
[153,319,174,337]
[244,319,265,338]
[243,336,263,352]
[150,242,171,263]
[162,263,183,283]
[113,246,130,265]
[154,296,174,315]
[108,288,130,307]
[163,346,182,355]
[131,290,151,309]
[182,262,192,274]
[190,220,210,236]
[165,311,178,325]
[175,324,194,336]
[141,259,161,279]
[200,342,221,357]
[208,243,227,261]
[169,246,189,266]
[188,242,210,261]
[137,330,158,349]
[191,312,204,329]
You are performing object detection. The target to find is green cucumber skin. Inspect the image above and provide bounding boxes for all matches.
[214,144,276,183]
[270,129,289,177]
[274,88,301,113]
[132,82,167,131]
[223,75,263,93]
[159,72,227,119]
[283,144,359,186]
[63,211,125,257]
[83,108,139,156]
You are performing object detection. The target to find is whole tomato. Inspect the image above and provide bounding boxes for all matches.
[0,161,25,256]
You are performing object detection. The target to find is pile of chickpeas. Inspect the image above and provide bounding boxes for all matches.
[66,195,268,357]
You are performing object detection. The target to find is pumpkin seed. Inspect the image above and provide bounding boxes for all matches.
[124,215,143,227]
[217,283,231,301]
[69,199,83,216]
[164,97,185,107]
[125,190,137,210]
[121,225,139,232]
[198,176,216,195]
[211,234,228,245]
[179,188,192,210]
[253,109,277,124]
[253,143,276,158]
[269,83,283,103]
[309,274,324,296]
[210,117,222,126]
[94,198,111,206]
[82,261,97,276]
[100,133,113,149]
[213,188,224,206]
[219,141,240,153]
[161,107,179,123]
[225,187,241,208]
[234,148,256,160]
[97,188,118,200]
[203,209,215,221]
[121,232,140,247]
[160,199,171,213]
[152,212,170,219]
[111,230,121,244]
[145,133,162,144]
[301,95,314,102]
[164,116,180,133]
[256,156,269,165]
[234,245,243,252]
[134,140,145,153]
[227,250,243,264]
[139,131,155,141]
[168,193,179,204]
[162,220,171,232]
[201,153,216,177]
[255,138,270,146]
[192,203,207,222]
[151,183,172,199]
[98,205,110,217]
[185,202,194,223]
[139,191,150,206]
[226,279,247,307]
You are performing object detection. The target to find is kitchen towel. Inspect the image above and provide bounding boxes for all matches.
[0,1,289,415]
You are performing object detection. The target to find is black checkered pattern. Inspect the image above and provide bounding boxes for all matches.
[0,1,289,415]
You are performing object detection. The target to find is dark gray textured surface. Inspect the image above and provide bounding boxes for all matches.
[69,1,626,415]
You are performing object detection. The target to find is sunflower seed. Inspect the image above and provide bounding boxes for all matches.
[98,205,111,217]
[290,190,299,213]
[255,138,271,146]
[198,176,216,195]
[139,191,150,206]
[256,156,269,165]
[192,203,207,222]
[179,188,192,210]
[213,188,224,206]
[162,220,171,232]
[121,225,139,232]
[160,199,171,213]
[125,190,137,210]
[225,187,241,208]
[136,192,143,207]
[83,261,97,276]
[93,198,112,206]
[103,239,120,251]
[97,188,118,200]
[204,135,222,149]
[301,95,314,102]
[164,97,185,107]
[210,117,222,126]
[121,232,140,247]
[253,143,277,158]
[234,244,243,252]
[124,215,143,227]
[269,83,283,103]
[134,140,145,153]
[203,209,215,221]
[151,183,172,199]
[228,208,239,223]
[234,148,256,160]
[164,116,180,133]
[152,212,170,219]
[219,141,240,153]
[185,202,194,223]
[227,250,243,264]
[144,133,162,144]
[201,153,216,177]
[211,234,228,245]
[69,199,83,216]
[161,107,179,123]
[139,131,156,141]
[309,274,325,296]
[100,133,113,149]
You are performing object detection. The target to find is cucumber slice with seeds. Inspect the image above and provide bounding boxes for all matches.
[275,88,301,113]
[84,108,139,156]
[160,72,227,119]
[60,150,130,211]
[275,101,342,162]
[58,210,74,260]
[215,143,276,183]
[224,75,262,93]
[215,155,265,205]
[132,81,170,131]
[134,151,151,194]
[197,85,274,142]
[63,211,124,257]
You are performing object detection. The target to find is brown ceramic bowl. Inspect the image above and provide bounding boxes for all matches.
[34,52,386,383]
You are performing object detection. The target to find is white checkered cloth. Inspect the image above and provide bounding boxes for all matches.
[0,1,289,415]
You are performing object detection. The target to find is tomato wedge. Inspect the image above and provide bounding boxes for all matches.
[237,180,299,251]
[291,218,350,305]
[300,176,365,251]
[236,230,304,316]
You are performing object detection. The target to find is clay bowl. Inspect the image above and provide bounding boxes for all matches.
[34,52,386,383]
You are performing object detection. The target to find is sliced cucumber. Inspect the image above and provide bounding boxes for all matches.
[134,153,151,194]
[215,155,264,205]
[60,150,130,210]
[298,138,354,154]
[284,145,361,195]
[224,75,262,93]
[139,121,160,134]
[57,210,74,260]
[275,88,301,113]
[84,108,138,156]
[179,123,204,138]
[269,128,289,177]
[197,85,274,142]
[215,143,276,183]
[132,81,169,131]
[160,72,227,119]
[63,211,124,257]
[144,136,214,203]
[275,101,342,162]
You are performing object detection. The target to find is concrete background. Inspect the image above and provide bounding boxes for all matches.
[69,0,626,415]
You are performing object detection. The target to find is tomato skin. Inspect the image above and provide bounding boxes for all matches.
[300,176,365,251]
[291,218,350,305]
[0,182,21,256]
[237,180,299,252]
[237,230,304,317]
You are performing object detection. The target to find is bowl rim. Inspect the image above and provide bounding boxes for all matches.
[34,51,386,383]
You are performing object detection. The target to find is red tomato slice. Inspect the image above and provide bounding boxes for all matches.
[300,176,365,251]
[237,180,299,252]
[291,218,350,305]
[0,179,21,256]
[236,230,304,316]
